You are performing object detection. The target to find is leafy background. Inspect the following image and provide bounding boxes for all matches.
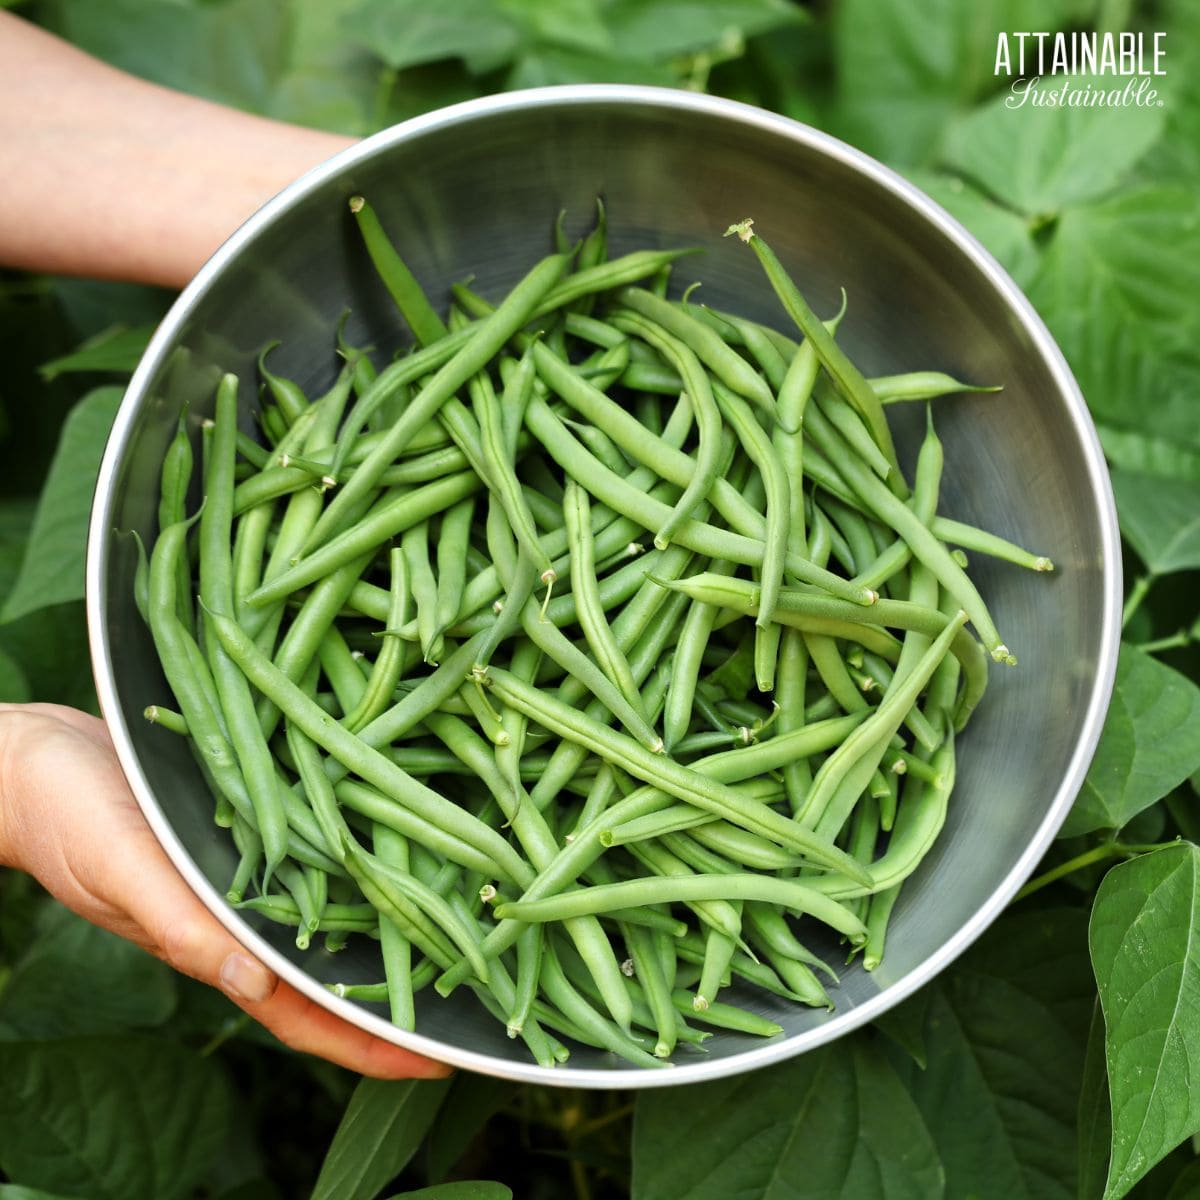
[1,0,1199,1197]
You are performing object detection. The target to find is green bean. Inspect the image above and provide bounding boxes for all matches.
[798,611,967,838]
[483,666,870,881]
[712,378,789,636]
[695,927,739,1012]
[538,940,665,1069]
[140,209,1048,1062]
[624,838,745,944]
[725,219,900,482]
[931,516,1054,572]
[815,384,895,486]
[525,558,694,815]
[608,309,724,550]
[307,250,567,552]
[525,393,875,606]
[246,471,483,608]
[158,414,194,632]
[533,248,696,317]
[341,551,409,733]
[286,718,352,868]
[349,195,447,347]
[198,375,290,883]
[315,626,368,714]
[247,367,356,652]
[493,873,868,945]
[423,706,633,1031]
[709,308,789,390]
[143,704,189,736]
[664,572,987,719]
[257,343,309,426]
[236,895,377,935]
[563,480,648,724]
[225,814,263,904]
[400,521,440,665]
[275,860,323,949]
[620,922,677,1057]
[678,989,784,1038]
[347,833,490,983]
[805,400,1012,662]
[615,286,775,415]
[346,631,490,760]
[862,884,901,971]
[205,607,533,886]
[663,559,730,752]
[487,503,663,753]
[459,326,556,591]
[868,371,1001,404]
[685,822,805,873]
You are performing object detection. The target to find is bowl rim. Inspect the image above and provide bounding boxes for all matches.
[86,82,1123,1089]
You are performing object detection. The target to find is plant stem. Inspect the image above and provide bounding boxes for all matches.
[1139,630,1191,655]
[198,1012,252,1057]
[1015,841,1172,901]
[1122,573,1154,629]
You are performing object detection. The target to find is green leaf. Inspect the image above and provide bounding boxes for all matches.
[213,1184,284,1200]
[1027,187,1200,451]
[872,986,931,1069]
[311,1077,454,1200]
[0,386,122,624]
[632,1036,944,1198]
[0,1188,86,1200]
[343,0,522,74]
[1110,470,1200,576]
[0,600,95,710]
[39,325,153,381]
[0,903,176,1039]
[424,1074,516,1183]
[890,909,1092,1199]
[940,87,1166,216]
[1165,1159,1200,1200]
[386,1186,512,1200]
[264,0,389,134]
[1060,644,1200,838]
[0,872,48,967]
[1098,426,1200,483]
[1090,845,1200,1199]
[1138,0,1200,187]
[0,644,30,702]
[831,0,1099,165]
[0,496,92,707]
[1078,1002,1112,1200]
[38,0,290,114]
[506,47,676,89]
[0,1035,230,1200]
[499,0,610,56]
[604,0,802,63]
[903,169,1040,288]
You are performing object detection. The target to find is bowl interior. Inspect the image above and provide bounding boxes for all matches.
[89,88,1119,1086]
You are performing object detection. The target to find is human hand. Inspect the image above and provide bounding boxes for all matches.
[0,702,451,1081]
[0,12,355,288]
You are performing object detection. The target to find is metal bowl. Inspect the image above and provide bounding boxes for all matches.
[87,85,1121,1087]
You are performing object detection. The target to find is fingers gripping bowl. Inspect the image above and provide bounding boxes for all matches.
[87,87,1120,1086]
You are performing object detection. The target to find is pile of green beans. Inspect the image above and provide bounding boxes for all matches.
[138,199,1052,1068]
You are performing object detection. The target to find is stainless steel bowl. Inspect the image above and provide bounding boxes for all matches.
[86,85,1121,1087]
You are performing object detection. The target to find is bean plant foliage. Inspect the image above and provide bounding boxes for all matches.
[1,0,1198,1197]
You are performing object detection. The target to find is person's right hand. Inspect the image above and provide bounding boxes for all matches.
[0,702,452,1081]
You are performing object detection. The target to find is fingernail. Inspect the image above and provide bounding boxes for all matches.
[219,951,276,1004]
